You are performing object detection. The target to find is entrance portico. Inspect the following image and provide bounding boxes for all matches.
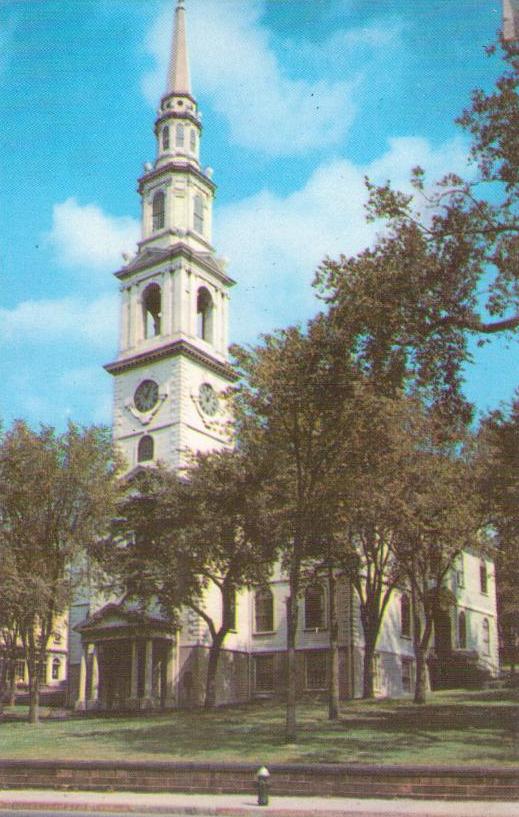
[75,600,176,712]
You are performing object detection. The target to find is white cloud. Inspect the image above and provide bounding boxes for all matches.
[46,198,139,272]
[216,135,471,343]
[142,0,361,156]
[0,294,118,349]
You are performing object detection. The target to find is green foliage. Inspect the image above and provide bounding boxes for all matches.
[0,420,120,722]
[479,395,519,664]
[314,40,519,420]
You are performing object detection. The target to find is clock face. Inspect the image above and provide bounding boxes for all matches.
[199,383,218,416]
[134,379,159,413]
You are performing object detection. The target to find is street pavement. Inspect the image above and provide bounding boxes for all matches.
[0,790,517,817]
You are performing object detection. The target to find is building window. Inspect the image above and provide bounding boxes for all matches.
[458,610,467,649]
[401,658,413,693]
[373,652,383,693]
[138,435,154,463]
[143,283,162,338]
[176,123,184,147]
[152,191,165,232]
[15,660,25,682]
[162,125,170,150]
[482,618,490,655]
[400,593,411,638]
[305,651,327,690]
[255,655,274,693]
[480,562,488,594]
[39,660,47,682]
[51,658,60,681]
[190,129,196,152]
[254,588,274,633]
[304,584,326,630]
[193,194,204,234]
[196,287,213,342]
[227,590,237,631]
[456,554,465,588]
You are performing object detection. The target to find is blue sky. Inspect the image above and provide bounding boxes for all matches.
[0,0,516,430]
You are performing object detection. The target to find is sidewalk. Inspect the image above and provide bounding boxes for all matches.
[0,790,516,817]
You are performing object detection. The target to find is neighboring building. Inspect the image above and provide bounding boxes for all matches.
[67,1,499,712]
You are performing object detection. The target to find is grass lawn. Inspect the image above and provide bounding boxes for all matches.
[1,689,519,767]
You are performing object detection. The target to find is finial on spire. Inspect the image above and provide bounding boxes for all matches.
[167,0,191,95]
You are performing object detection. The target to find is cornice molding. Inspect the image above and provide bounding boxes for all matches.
[138,161,216,194]
[105,338,237,382]
[115,242,236,288]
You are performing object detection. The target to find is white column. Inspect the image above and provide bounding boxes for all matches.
[89,646,99,705]
[162,271,173,337]
[186,269,194,337]
[75,646,87,711]
[120,287,130,351]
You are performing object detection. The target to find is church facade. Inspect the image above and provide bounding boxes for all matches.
[67,1,499,712]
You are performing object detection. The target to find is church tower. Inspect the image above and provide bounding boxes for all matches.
[105,0,235,472]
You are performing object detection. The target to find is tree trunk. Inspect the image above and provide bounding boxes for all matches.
[204,633,225,709]
[28,669,40,724]
[362,641,375,699]
[328,567,339,720]
[411,589,433,705]
[414,644,429,704]
[285,590,299,742]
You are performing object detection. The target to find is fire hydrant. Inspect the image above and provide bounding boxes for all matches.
[256,766,270,806]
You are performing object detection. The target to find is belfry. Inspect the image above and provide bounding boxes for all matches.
[104,0,234,474]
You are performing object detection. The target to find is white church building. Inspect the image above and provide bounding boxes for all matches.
[67,1,499,712]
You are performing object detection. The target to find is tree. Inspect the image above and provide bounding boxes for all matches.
[232,318,355,740]
[108,449,276,709]
[315,40,519,418]
[330,392,427,699]
[479,395,519,673]
[0,421,120,723]
[390,425,483,703]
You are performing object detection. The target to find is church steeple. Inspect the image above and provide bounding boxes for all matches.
[167,1,191,96]
[105,0,235,473]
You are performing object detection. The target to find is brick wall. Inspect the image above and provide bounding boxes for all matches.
[0,760,517,800]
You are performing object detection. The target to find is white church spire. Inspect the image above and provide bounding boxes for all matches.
[167,0,191,95]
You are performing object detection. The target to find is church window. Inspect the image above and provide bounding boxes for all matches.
[51,658,61,681]
[176,123,185,147]
[152,191,165,232]
[196,287,213,342]
[254,654,274,693]
[143,283,162,338]
[480,562,488,594]
[226,590,237,630]
[458,610,467,649]
[138,435,154,463]
[15,660,25,682]
[400,593,411,638]
[254,588,274,633]
[304,584,326,630]
[482,618,490,655]
[305,651,327,690]
[401,658,413,693]
[190,129,196,152]
[193,194,204,234]
[162,125,170,150]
